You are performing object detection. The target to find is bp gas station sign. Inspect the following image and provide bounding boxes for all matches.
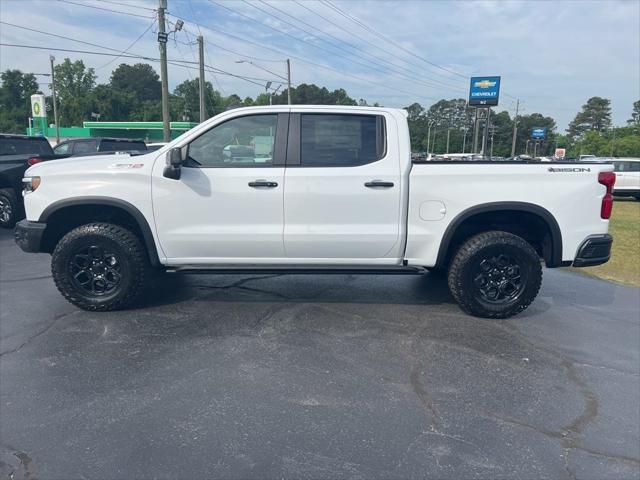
[30,94,47,135]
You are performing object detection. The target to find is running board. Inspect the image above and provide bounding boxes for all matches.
[166,265,428,275]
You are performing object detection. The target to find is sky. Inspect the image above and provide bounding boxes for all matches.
[1,0,638,130]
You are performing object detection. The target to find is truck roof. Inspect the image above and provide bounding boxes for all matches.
[226,105,408,116]
[0,133,50,140]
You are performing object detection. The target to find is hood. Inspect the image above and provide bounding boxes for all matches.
[25,151,160,176]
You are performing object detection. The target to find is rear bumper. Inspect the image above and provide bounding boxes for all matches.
[573,234,613,267]
[14,220,46,253]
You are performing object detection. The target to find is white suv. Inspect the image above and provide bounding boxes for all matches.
[612,158,640,200]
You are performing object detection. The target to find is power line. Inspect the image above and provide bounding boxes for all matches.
[87,0,156,12]
[318,0,518,100]
[212,0,443,91]
[0,44,284,86]
[95,18,156,70]
[321,0,468,82]
[198,2,439,101]
[185,0,225,95]
[246,0,467,95]
[57,0,155,18]
[164,11,438,102]
[0,21,282,84]
[1,21,136,55]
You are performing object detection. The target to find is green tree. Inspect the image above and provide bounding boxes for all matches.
[567,96,612,138]
[89,84,135,121]
[270,83,357,106]
[110,63,160,102]
[628,100,640,127]
[0,69,40,133]
[54,58,97,126]
[172,78,223,122]
[613,135,640,157]
[515,113,557,156]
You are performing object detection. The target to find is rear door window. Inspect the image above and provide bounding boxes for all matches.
[100,140,146,152]
[53,142,71,154]
[626,161,640,172]
[0,138,53,156]
[299,114,386,167]
[72,140,97,155]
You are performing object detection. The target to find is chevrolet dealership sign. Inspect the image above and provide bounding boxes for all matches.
[469,76,501,106]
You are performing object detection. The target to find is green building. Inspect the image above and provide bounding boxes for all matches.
[26,121,198,142]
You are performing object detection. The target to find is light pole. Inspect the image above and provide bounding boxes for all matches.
[49,56,59,143]
[286,59,292,105]
[462,126,468,153]
[510,99,519,157]
[426,119,436,156]
[236,59,289,104]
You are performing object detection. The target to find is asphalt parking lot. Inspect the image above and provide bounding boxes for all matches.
[0,227,639,480]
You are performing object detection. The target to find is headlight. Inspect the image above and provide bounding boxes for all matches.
[22,176,41,193]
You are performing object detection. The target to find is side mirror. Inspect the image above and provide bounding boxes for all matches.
[163,147,183,180]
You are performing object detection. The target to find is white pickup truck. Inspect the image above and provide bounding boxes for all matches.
[15,106,615,318]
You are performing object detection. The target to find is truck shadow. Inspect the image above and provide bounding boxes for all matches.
[136,270,457,309]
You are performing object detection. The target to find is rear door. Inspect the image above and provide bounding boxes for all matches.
[283,112,402,261]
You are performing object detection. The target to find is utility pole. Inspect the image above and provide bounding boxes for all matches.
[472,109,480,153]
[481,108,491,157]
[197,35,206,123]
[446,128,451,154]
[49,55,60,144]
[462,127,468,153]
[610,126,616,157]
[490,125,495,159]
[158,0,170,142]
[286,58,292,105]
[510,98,519,157]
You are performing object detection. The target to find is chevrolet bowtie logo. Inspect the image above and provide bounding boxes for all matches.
[474,80,497,89]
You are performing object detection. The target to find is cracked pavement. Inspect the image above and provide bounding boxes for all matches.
[0,228,638,479]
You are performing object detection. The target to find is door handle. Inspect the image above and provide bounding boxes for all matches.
[248,180,278,188]
[365,180,394,188]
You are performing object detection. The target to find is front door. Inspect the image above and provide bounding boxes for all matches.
[283,112,402,261]
[152,113,288,263]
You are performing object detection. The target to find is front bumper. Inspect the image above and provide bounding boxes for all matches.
[573,234,613,267]
[14,220,47,253]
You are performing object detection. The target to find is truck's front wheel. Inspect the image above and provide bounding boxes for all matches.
[51,223,147,311]
[447,231,542,319]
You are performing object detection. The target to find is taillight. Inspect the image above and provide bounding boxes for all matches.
[27,157,42,166]
[598,171,616,219]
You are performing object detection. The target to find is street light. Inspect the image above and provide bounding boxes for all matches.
[426,119,436,156]
[236,59,291,104]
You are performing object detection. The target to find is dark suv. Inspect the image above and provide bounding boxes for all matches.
[0,134,69,228]
[53,137,147,156]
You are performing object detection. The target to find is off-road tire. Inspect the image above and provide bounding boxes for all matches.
[0,188,19,229]
[51,223,148,311]
[447,231,542,319]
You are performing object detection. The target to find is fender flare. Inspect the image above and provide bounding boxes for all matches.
[39,196,161,266]
[435,201,563,268]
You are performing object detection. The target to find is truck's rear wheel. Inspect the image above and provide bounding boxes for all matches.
[51,223,147,311]
[447,231,542,319]
[0,188,19,229]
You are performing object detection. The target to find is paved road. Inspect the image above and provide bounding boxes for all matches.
[1,227,638,479]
